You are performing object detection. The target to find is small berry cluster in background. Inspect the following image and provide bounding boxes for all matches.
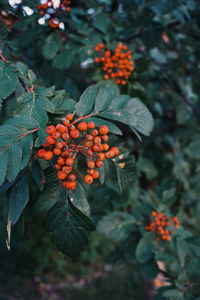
[37,113,119,190]
[94,42,134,85]
[37,0,71,28]
[146,212,180,241]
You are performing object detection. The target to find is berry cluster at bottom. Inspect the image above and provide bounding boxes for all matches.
[146,211,180,241]
[37,113,119,190]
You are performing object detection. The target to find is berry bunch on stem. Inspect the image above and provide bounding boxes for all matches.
[37,113,119,190]
[37,0,71,28]
[94,42,134,85]
[146,212,180,241]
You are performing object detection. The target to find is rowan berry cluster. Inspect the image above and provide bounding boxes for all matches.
[37,113,119,190]
[94,42,134,85]
[146,212,180,241]
[37,0,71,28]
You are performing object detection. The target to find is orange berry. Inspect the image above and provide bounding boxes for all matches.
[84,174,94,184]
[46,136,56,145]
[87,121,95,129]
[43,151,53,160]
[63,119,70,126]
[87,161,95,168]
[65,181,76,190]
[103,143,109,151]
[46,125,56,135]
[78,121,88,131]
[88,150,93,156]
[57,157,65,165]
[37,149,45,158]
[97,153,105,160]
[92,169,100,179]
[62,133,70,141]
[86,141,93,148]
[56,142,63,149]
[105,151,115,158]
[101,135,108,142]
[94,57,100,63]
[91,129,98,136]
[65,157,74,166]
[57,171,67,180]
[86,134,93,141]
[55,164,61,170]
[56,124,66,133]
[66,113,74,121]
[110,147,119,156]
[53,148,61,155]
[67,174,77,182]
[99,125,109,135]
[151,211,157,217]
[70,129,80,139]
[61,150,70,158]
[93,136,101,144]
[52,131,60,139]
[62,166,72,174]
[92,145,100,152]
[95,160,104,168]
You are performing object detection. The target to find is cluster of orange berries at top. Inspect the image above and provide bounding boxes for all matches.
[37,113,119,190]
[37,0,71,29]
[94,42,134,85]
[146,211,180,241]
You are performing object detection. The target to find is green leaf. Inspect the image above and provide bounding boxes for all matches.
[109,95,131,110]
[94,82,119,112]
[97,212,135,241]
[114,155,136,192]
[93,13,110,34]
[122,98,154,136]
[135,232,154,263]
[45,199,95,256]
[177,238,188,268]
[29,160,45,191]
[0,150,8,186]
[52,49,75,69]
[0,60,18,99]
[163,289,183,298]
[75,85,97,116]
[42,34,59,60]
[8,175,29,225]
[67,182,90,216]
[34,170,62,216]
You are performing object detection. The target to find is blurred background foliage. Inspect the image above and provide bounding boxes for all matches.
[1,0,200,299]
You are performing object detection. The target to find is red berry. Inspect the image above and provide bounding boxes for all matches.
[70,129,80,139]
[68,174,77,182]
[46,136,56,145]
[65,181,76,190]
[86,134,93,141]
[43,151,53,160]
[56,142,63,149]
[87,161,95,168]
[92,169,100,179]
[66,113,74,121]
[57,171,67,180]
[52,131,60,139]
[46,125,56,135]
[103,143,109,151]
[87,121,95,129]
[53,148,61,155]
[62,166,72,174]
[55,164,61,170]
[93,136,101,144]
[110,147,119,156]
[99,125,109,135]
[78,121,87,131]
[65,157,74,166]
[95,160,104,168]
[57,157,65,165]
[61,150,70,158]
[62,133,70,141]
[84,174,94,184]
[37,149,45,158]
[91,129,98,136]
[63,119,70,126]
[101,135,109,142]
[56,124,66,133]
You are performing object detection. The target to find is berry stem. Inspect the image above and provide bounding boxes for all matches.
[70,112,99,126]
[0,52,8,63]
